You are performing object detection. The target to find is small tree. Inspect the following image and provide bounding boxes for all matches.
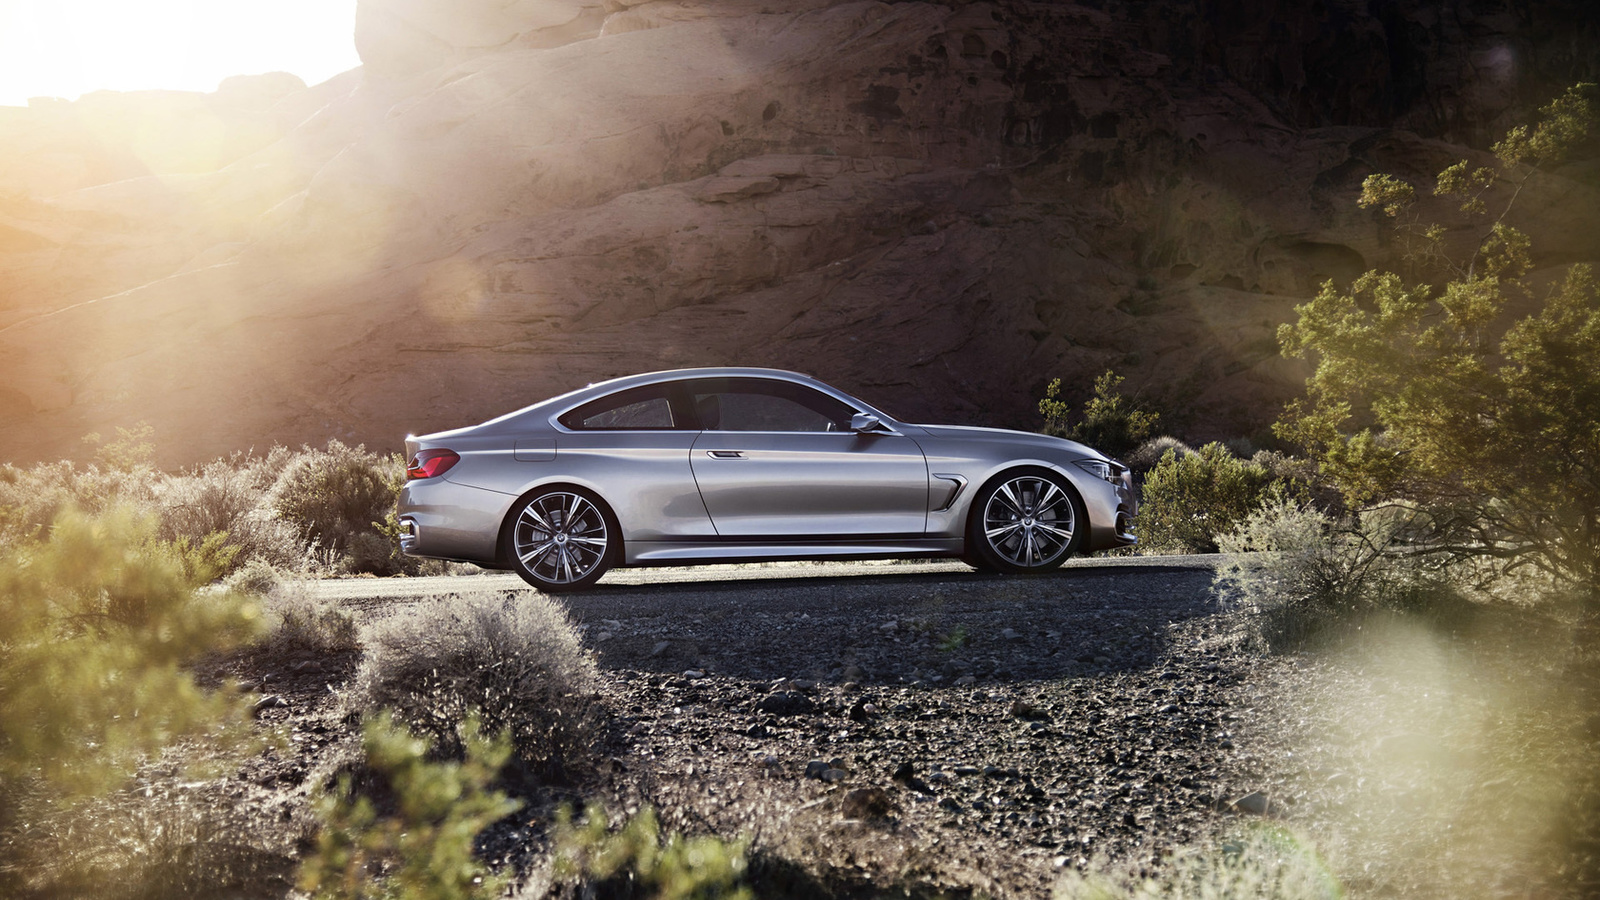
[1277,84,1600,593]
[1040,370,1160,459]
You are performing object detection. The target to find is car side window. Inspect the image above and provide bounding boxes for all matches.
[559,385,678,430]
[692,379,854,432]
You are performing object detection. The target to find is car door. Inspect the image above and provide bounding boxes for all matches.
[686,377,929,537]
[554,382,716,540]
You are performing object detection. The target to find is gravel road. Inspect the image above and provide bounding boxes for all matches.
[232,556,1599,898]
[298,555,1269,897]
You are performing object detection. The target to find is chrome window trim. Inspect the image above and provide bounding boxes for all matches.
[545,370,888,435]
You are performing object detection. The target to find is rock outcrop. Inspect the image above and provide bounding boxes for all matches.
[1,0,1597,466]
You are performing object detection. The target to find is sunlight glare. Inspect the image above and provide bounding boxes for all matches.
[0,0,360,107]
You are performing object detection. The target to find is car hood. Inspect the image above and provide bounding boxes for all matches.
[909,424,1108,460]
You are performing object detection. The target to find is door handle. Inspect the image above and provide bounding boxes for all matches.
[706,450,745,459]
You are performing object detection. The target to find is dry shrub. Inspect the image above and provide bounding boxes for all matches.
[1125,436,1192,475]
[256,585,361,657]
[1053,824,1339,899]
[9,789,297,900]
[351,591,603,786]
[271,440,403,570]
[156,455,308,573]
[0,460,155,549]
[1215,499,1464,650]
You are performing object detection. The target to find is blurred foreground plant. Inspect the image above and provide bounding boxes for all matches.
[299,711,520,900]
[1053,824,1341,900]
[554,803,753,900]
[0,505,265,897]
[0,504,262,795]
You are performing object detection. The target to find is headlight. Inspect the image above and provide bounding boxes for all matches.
[1073,458,1122,484]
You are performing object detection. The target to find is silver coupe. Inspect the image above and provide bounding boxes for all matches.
[398,368,1137,591]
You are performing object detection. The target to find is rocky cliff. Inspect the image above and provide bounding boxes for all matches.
[2,0,1597,466]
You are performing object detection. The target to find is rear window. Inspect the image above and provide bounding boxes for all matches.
[558,385,678,430]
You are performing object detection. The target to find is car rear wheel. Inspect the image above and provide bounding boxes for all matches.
[967,469,1085,574]
[507,487,616,592]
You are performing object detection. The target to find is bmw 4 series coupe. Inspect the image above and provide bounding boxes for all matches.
[398,368,1137,592]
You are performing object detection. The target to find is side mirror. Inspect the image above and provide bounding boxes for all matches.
[850,413,891,434]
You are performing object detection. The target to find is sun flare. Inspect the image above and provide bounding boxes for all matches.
[0,0,360,107]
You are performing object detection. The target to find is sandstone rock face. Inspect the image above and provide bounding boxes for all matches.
[1,0,1597,467]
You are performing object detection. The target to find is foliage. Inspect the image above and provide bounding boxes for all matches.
[350,591,602,785]
[0,459,154,550]
[272,440,407,572]
[937,625,969,651]
[156,453,309,573]
[1136,443,1278,554]
[554,803,753,900]
[299,711,520,900]
[1278,84,1600,592]
[257,586,362,657]
[1124,436,1192,476]
[82,423,157,472]
[1052,824,1340,900]
[0,505,263,797]
[1041,371,1161,460]
[1214,499,1464,650]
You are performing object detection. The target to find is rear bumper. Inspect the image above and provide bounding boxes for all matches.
[396,477,514,566]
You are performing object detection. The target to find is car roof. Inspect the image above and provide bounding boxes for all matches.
[464,367,871,433]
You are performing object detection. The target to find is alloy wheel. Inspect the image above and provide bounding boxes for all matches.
[512,491,611,589]
[980,475,1077,570]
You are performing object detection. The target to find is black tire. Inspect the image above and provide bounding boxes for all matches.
[965,468,1086,574]
[506,487,617,593]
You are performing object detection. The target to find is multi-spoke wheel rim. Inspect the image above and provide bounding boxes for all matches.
[982,476,1075,569]
[513,492,609,586]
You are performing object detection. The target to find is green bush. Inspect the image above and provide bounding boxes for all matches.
[1040,371,1161,460]
[1214,499,1462,650]
[554,804,753,900]
[349,591,602,785]
[1136,443,1277,554]
[299,711,520,900]
[271,440,405,573]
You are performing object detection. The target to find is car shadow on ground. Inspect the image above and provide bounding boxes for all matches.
[559,563,1224,687]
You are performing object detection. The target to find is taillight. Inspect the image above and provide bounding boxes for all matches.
[406,449,460,480]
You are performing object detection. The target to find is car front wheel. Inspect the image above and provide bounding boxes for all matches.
[507,487,615,592]
[966,469,1085,574]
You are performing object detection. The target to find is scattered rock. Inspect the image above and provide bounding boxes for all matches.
[756,691,815,716]
[841,786,896,820]
[1230,791,1272,816]
[1010,699,1049,720]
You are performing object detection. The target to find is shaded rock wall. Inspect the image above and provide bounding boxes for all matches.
[1,0,1597,466]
